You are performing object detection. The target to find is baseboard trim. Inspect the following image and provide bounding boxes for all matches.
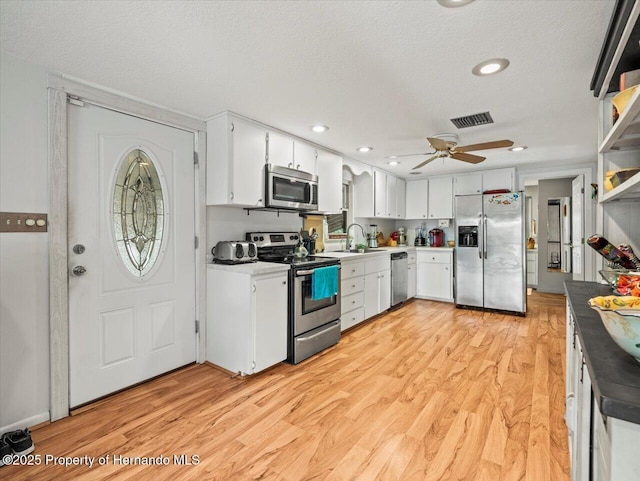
[0,412,50,434]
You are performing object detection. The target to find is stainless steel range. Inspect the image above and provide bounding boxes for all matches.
[246,232,341,364]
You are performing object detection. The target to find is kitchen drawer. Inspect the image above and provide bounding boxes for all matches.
[342,275,365,297]
[364,255,391,274]
[341,291,365,315]
[341,306,365,331]
[418,251,451,264]
[341,261,365,280]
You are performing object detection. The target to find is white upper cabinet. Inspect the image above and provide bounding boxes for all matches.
[482,168,515,192]
[386,174,397,218]
[373,169,404,218]
[428,177,453,219]
[454,173,483,195]
[316,150,343,213]
[396,178,406,219]
[454,168,515,196]
[267,131,294,169]
[207,112,267,207]
[405,179,428,219]
[374,169,387,217]
[293,141,318,174]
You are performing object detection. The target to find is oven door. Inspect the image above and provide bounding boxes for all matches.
[293,267,341,336]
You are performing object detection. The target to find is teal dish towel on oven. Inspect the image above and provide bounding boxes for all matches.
[311,265,339,300]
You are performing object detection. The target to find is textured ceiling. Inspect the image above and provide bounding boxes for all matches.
[0,0,615,177]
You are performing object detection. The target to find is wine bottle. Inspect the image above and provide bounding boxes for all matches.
[587,235,637,270]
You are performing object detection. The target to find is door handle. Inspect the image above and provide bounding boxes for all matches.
[483,214,488,259]
[72,265,87,276]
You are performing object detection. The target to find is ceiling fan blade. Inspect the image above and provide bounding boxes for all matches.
[426,137,449,151]
[412,153,440,170]
[450,152,486,164]
[391,151,436,158]
[454,139,514,152]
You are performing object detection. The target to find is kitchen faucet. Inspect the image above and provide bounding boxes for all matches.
[346,223,366,251]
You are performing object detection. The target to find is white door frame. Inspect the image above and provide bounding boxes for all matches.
[518,165,596,284]
[47,74,207,421]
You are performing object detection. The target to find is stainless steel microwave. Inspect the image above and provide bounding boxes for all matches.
[265,164,318,211]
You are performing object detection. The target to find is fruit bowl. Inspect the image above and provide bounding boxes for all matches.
[598,269,640,296]
[612,85,638,115]
[588,296,640,363]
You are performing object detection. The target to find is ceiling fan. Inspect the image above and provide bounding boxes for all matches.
[394,134,514,170]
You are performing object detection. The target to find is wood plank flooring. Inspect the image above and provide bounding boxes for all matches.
[3,292,569,480]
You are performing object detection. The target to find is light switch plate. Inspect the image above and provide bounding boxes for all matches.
[0,212,48,232]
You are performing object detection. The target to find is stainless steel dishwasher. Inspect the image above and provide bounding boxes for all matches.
[391,251,408,307]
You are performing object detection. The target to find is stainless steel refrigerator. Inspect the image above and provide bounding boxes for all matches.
[454,192,526,315]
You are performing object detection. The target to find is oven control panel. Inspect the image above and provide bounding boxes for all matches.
[246,232,300,248]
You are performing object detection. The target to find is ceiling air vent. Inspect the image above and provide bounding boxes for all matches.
[450,111,494,129]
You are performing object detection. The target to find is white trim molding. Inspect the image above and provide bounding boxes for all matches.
[47,75,207,422]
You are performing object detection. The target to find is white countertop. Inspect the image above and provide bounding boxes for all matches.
[207,261,290,275]
[415,246,454,252]
[316,245,425,261]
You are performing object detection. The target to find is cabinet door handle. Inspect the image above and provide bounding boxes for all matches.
[230,192,234,200]
[288,163,293,168]
[296,164,300,169]
[252,284,256,293]
[282,281,287,285]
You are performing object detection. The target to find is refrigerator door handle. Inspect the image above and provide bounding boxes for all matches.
[477,214,483,259]
[483,214,488,259]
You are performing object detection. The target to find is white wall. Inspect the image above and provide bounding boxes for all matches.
[206,206,302,261]
[0,53,51,431]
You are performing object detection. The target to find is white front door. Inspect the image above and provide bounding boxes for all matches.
[571,175,585,281]
[68,103,196,407]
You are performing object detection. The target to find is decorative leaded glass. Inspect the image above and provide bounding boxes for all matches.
[113,149,164,277]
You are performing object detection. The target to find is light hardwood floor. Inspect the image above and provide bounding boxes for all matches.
[4,292,569,480]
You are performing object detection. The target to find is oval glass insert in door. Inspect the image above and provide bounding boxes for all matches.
[112,148,165,277]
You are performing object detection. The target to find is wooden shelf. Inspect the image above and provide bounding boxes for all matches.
[599,86,640,152]
[601,171,640,202]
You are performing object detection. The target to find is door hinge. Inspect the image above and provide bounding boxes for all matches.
[68,96,85,107]
[195,320,200,334]
[194,236,199,249]
[194,152,199,166]
[581,188,584,194]
[265,133,270,162]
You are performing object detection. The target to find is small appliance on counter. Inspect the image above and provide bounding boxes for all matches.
[212,241,258,264]
[398,227,407,246]
[368,225,379,248]
[429,228,444,247]
[414,227,426,246]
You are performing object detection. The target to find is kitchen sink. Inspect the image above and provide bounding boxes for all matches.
[336,248,385,253]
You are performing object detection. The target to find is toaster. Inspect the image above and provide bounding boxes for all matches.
[212,241,258,264]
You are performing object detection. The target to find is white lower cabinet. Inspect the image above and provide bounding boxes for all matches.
[407,250,417,299]
[363,255,391,319]
[416,250,453,302]
[565,300,640,481]
[207,267,288,375]
[340,259,366,331]
[527,249,538,287]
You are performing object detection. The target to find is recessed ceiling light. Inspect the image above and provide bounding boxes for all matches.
[437,0,475,7]
[472,58,510,76]
[388,161,400,166]
[311,124,329,133]
[357,146,373,153]
[509,146,528,152]
[387,155,398,159]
